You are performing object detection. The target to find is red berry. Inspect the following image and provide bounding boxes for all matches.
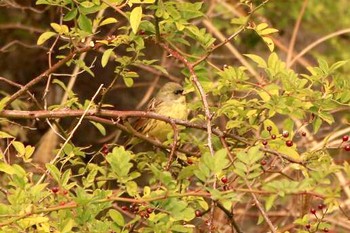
[121,206,128,211]
[343,135,349,142]
[305,224,311,229]
[318,203,325,210]
[147,208,153,214]
[59,201,66,206]
[271,134,276,139]
[51,186,59,193]
[262,140,268,146]
[63,190,68,195]
[195,210,202,217]
[310,208,316,214]
[344,145,350,151]
[286,140,293,147]
[282,130,289,138]
[101,144,109,155]
[144,213,150,218]
[187,159,193,165]
[266,126,272,132]
[261,160,267,166]
[301,131,307,137]
[323,228,329,232]
[221,177,228,184]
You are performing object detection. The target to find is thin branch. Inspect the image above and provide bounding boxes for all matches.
[245,179,277,233]
[216,202,243,233]
[289,28,350,67]
[0,109,246,144]
[35,85,104,185]
[286,0,308,67]
[165,120,179,171]
[4,44,98,108]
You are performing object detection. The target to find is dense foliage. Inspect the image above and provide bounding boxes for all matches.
[1,0,350,232]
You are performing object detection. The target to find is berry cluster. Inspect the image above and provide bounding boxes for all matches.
[305,204,329,232]
[121,203,154,219]
[342,135,350,151]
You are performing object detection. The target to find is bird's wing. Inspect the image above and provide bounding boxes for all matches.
[124,97,160,148]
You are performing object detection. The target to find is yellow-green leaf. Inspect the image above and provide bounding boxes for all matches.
[12,141,25,156]
[130,6,142,34]
[50,23,69,34]
[0,131,14,138]
[37,31,56,45]
[99,17,118,27]
[262,36,275,52]
[101,48,114,67]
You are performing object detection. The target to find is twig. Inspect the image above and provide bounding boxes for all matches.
[165,120,179,171]
[0,109,248,144]
[0,77,41,109]
[4,44,97,108]
[286,0,308,67]
[216,202,243,233]
[289,28,350,67]
[35,85,104,185]
[245,179,277,233]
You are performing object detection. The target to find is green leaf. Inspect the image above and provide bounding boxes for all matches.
[126,181,138,196]
[80,1,95,8]
[90,121,106,136]
[129,0,155,3]
[78,14,93,33]
[63,8,78,21]
[0,96,10,111]
[101,48,114,67]
[123,77,134,87]
[46,164,61,182]
[106,146,133,180]
[37,31,56,45]
[109,209,125,226]
[130,6,142,34]
[244,54,267,68]
[278,145,301,162]
[61,219,75,233]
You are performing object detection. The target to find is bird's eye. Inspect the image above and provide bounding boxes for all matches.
[174,89,184,95]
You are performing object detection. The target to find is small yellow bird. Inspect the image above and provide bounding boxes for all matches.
[125,82,188,147]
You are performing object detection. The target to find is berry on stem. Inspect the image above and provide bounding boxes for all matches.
[261,160,267,166]
[343,135,349,142]
[344,145,350,151]
[310,208,316,215]
[282,130,289,138]
[221,177,228,184]
[323,228,329,232]
[271,134,276,139]
[266,126,272,132]
[305,224,311,229]
[147,208,153,214]
[301,131,307,137]
[286,140,293,147]
[101,144,109,155]
[195,210,202,217]
[51,186,59,194]
[262,140,268,146]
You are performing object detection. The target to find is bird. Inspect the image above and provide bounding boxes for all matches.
[125,82,188,148]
